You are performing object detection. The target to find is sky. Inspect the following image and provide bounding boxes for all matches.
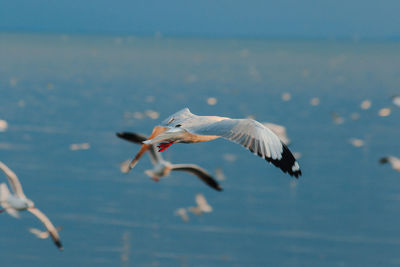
[1,0,400,39]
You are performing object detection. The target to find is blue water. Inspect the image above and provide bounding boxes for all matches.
[1,33,400,266]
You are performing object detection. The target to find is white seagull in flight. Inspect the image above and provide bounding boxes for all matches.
[117,132,223,191]
[188,193,213,216]
[127,108,301,178]
[0,161,63,250]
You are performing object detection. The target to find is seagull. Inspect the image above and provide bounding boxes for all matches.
[188,193,213,216]
[0,161,63,250]
[175,193,213,221]
[127,108,301,178]
[116,132,223,191]
[174,208,189,222]
[379,156,400,172]
[349,138,364,147]
[215,167,226,181]
[331,112,344,125]
[392,95,400,108]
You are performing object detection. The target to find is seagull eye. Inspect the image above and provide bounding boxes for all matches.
[175,124,182,127]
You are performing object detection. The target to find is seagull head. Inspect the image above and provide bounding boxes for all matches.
[161,108,193,127]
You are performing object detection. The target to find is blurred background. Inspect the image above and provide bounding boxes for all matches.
[1,1,400,266]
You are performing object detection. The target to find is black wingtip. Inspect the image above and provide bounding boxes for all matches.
[379,157,389,164]
[55,240,64,251]
[116,132,126,139]
[205,177,223,192]
[116,132,147,144]
[209,181,223,192]
[292,169,302,179]
[262,143,302,178]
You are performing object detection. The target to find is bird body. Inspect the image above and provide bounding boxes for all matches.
[0,183,33,218]
[145,159,173,180]
[7,195,33,210]
[0,184,33,211]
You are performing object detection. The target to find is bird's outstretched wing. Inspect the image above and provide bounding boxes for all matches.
[0,161,27,198]
[27,208,63,250]
[171,164,223,191]
[188,119,301,177]
[116,132,161,164]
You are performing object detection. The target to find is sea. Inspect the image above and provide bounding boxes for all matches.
[0,33,400,266]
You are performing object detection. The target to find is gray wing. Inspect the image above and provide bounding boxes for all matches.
[262,122,290,145]
[0,161,27,198]
[188,119,301,178]
[116,132,161,164]
[28,208,63,250]
[170,164,223,191]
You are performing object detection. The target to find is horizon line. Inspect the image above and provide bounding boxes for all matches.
[1,29,400,42]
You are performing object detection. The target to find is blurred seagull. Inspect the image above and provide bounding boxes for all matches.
[349,138,364,147]
[128,108,301,178]
[188,193,213,216]
[392,95,400,108]
[215,167,226,181]
[361,100,372,110]
[0,161,63,250]
[117,132,222,191]
[378,107,392,117]
[331,112,344,125]
[379,156,400,172]
[174,208,189,222]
